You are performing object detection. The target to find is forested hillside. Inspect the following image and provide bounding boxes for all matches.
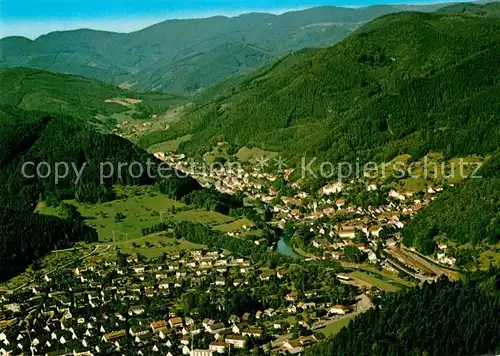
[306,271,500,356]
[140,7,500,166]
[0,67,184,128]
[403,154,500,255]
[0,106,200,278]
[0,4,448,95]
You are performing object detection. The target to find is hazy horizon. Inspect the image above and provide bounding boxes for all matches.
[0,0,462,39]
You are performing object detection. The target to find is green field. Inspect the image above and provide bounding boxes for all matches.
[347,271,402,292]
[318,314,358,337]
[148,134,193,153]
[37,190,233,242]
[235,147,279,162]
[108,233,206,259]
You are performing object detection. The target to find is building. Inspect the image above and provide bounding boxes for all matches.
[224,335,246,348]
[151,320,167,333]
[191,350,215,356]
[209,342,228,354]
[329,305,346,315]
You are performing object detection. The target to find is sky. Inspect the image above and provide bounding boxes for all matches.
[1,0,456,39]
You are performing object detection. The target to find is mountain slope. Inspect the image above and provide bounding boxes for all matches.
[0,106,201,278]
[0,4,449,95]
[141,8,500,166]
[403,154,500,255]
[0,67,184,129]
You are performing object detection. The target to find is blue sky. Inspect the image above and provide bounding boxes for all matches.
[1,0,454,39]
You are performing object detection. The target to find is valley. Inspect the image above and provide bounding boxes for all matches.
[0,2,499,356]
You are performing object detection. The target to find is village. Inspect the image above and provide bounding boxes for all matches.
[0,246,375,355]
[155,152,459,278]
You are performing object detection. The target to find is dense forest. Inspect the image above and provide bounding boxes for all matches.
[403,154,500,254]
[140,6,500,168]
[0,207,98,278]
[306,269,500,356]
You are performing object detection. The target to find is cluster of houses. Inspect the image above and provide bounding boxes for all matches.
[0,247,367,355]
[156,152,457,273]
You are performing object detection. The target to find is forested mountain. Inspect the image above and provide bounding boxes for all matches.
[0,67,183,127]
[403,154,500,255]
[0,106,200,278]
[306,271,500,356]
[140,5,500,167]
[0,4,450,95]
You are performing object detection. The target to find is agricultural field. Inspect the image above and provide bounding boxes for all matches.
[37,188,233,243]
[235,147,279,162]
[317,314,358,337]
[346,270,403,292]
[148,134,192,153]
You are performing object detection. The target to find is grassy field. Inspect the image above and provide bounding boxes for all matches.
[347,270,402,292]
[479,249,500,269]
[37,189,233,242]
[380,153,485,192]
[148,134,192,153]
[213,218,253,232]
[107,233,206,259]
[235,147,279,162]
[318,314,358,337]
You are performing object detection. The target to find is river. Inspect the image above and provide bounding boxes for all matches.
[276,236,302,259]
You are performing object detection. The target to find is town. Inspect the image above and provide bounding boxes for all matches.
[0,246,375,355]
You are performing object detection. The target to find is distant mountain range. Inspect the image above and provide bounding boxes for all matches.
[138,2,500,253]
[140,3,500,165]
[0,3,451,95]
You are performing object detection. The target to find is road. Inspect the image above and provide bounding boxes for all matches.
[272,294,374,347]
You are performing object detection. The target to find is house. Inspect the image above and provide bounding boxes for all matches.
[169,317,183,329]
[320,182,344,195]
[133,266,146,274]
[207,322,226,334]
[285,292,297,302]
[282,339,302,354]
[129,325,150,337]
[209,342,228,354]
[259,272,273,281]
[224,335,246,348]
[242,328,262,338]
[191,350,215,356]
[151,320,167,333]
[102,330,126,343]
[328,305,346,315]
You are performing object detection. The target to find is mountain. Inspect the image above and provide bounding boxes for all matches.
[0,105,200,278]
[0,67,184,130]
[0,4,451,95]
[140,5,500,167]
[437,1,500,16]
[306,272,500,356]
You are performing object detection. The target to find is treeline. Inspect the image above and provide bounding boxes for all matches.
[403,154,500,255]
[181,188,244,214]
[0,207,97,279]
[306,270,500,356]
[142,219,293,267]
